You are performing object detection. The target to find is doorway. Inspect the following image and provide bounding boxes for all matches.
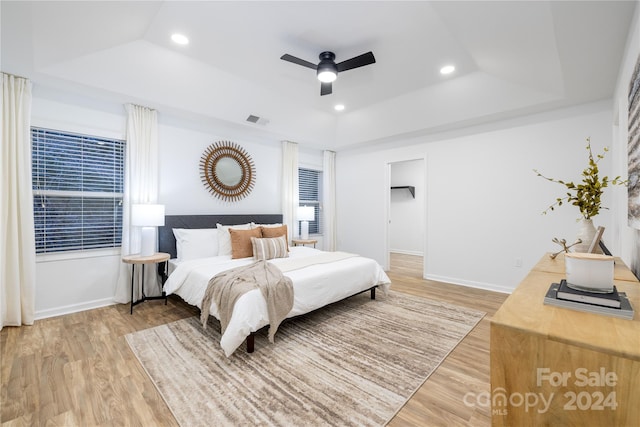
[387,159,426,278]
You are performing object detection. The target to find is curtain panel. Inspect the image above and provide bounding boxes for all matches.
[1,73,36,328]
[281,141,299,240]
[114,104,160,303]
[322,150,337,251]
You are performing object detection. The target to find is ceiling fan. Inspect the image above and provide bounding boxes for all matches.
[280,51,376,96]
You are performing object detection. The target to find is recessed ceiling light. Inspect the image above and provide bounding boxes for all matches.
[171,33,189,45]
[334,104,345,111]
[440,65,455,75]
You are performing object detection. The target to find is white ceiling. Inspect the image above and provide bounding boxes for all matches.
[1,1,636,150]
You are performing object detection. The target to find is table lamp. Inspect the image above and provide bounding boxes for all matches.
[131,204,165,256]
[298,206,315,240]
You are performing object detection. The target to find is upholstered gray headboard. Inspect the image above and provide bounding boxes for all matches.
[158,214,283,259]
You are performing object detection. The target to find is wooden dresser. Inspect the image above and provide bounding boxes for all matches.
[490,253,640,426]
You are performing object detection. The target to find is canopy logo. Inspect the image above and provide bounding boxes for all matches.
[463,367,619,415]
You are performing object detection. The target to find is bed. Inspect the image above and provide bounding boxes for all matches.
[159,214,392,356]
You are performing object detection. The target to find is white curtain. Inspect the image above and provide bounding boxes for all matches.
[281,141,299,240]
[1,73,36,328]
[323,150,337,251]
[114,104,160,303]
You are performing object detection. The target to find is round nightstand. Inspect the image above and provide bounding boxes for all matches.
[122,252,171,314]
[292,239,318,248]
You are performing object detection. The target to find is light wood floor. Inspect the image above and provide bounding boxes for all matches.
[387,253,507,426]
[1,254,507,426]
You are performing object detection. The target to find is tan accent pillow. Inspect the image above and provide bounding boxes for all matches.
[229,227,263,259]
[260,224,289,250]
[251,236,289,260]
[217,223,252,256]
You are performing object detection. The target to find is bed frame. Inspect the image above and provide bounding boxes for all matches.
[158,213,377,353]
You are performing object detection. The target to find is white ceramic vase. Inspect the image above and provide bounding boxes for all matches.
[573,218,601,253]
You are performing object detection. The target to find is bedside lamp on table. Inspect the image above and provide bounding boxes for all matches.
[298,206,315,240]
[131,204,165,256]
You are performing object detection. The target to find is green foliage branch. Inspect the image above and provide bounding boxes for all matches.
[534,137,627,220]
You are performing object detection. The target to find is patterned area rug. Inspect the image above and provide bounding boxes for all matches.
[125,291,485,426]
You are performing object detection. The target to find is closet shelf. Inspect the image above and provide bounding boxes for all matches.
[391,186,415,198]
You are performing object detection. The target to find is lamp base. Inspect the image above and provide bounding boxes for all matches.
[140,226,156,257]
[301,221,309,240]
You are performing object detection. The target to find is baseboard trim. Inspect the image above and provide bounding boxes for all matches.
[35,297,117,320]
[425,274,513,294]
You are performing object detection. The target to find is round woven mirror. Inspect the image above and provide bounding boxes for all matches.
[200,141,255,202]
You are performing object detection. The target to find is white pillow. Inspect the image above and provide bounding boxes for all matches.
[216,223,252,256]
[173,228,219,261]
[252,223,283,228]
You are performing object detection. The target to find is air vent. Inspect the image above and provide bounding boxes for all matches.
[246,115,269,125]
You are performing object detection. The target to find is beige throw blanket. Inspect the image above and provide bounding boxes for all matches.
[201,260,294,343]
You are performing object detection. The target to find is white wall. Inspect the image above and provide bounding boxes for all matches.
[30,91,303,318]
[390,160,424,255]
[158,124,281,215]
[337,101,616,293]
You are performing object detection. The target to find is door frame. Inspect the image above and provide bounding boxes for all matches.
[385,156,428,277]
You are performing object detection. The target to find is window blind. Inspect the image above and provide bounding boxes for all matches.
[32,127,125,254]
[298,168,322,234]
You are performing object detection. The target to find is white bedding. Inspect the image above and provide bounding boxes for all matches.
[164,246,391,356]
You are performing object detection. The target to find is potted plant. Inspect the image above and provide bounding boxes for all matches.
[534,137,627,252]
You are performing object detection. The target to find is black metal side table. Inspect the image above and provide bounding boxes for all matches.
[122,252,170,314]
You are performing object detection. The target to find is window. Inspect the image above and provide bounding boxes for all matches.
[32,127,125,254]
[298,167,322,235]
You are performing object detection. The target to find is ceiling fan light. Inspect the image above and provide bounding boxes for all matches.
[317,70,337,83]
[317,58,338,83]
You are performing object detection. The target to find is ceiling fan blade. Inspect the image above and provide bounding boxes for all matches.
[320,82,332,96]
[280,54,317,70]
[336,51,376,72]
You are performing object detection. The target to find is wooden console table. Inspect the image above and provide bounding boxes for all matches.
[490,253,639,426]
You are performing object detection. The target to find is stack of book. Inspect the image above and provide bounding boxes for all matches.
[544,280,634,320]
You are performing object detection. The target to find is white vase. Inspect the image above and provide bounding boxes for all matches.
[573,218,601,253]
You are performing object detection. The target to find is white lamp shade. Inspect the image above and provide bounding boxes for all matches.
[298,206,315,221]
[131,204,165,227]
